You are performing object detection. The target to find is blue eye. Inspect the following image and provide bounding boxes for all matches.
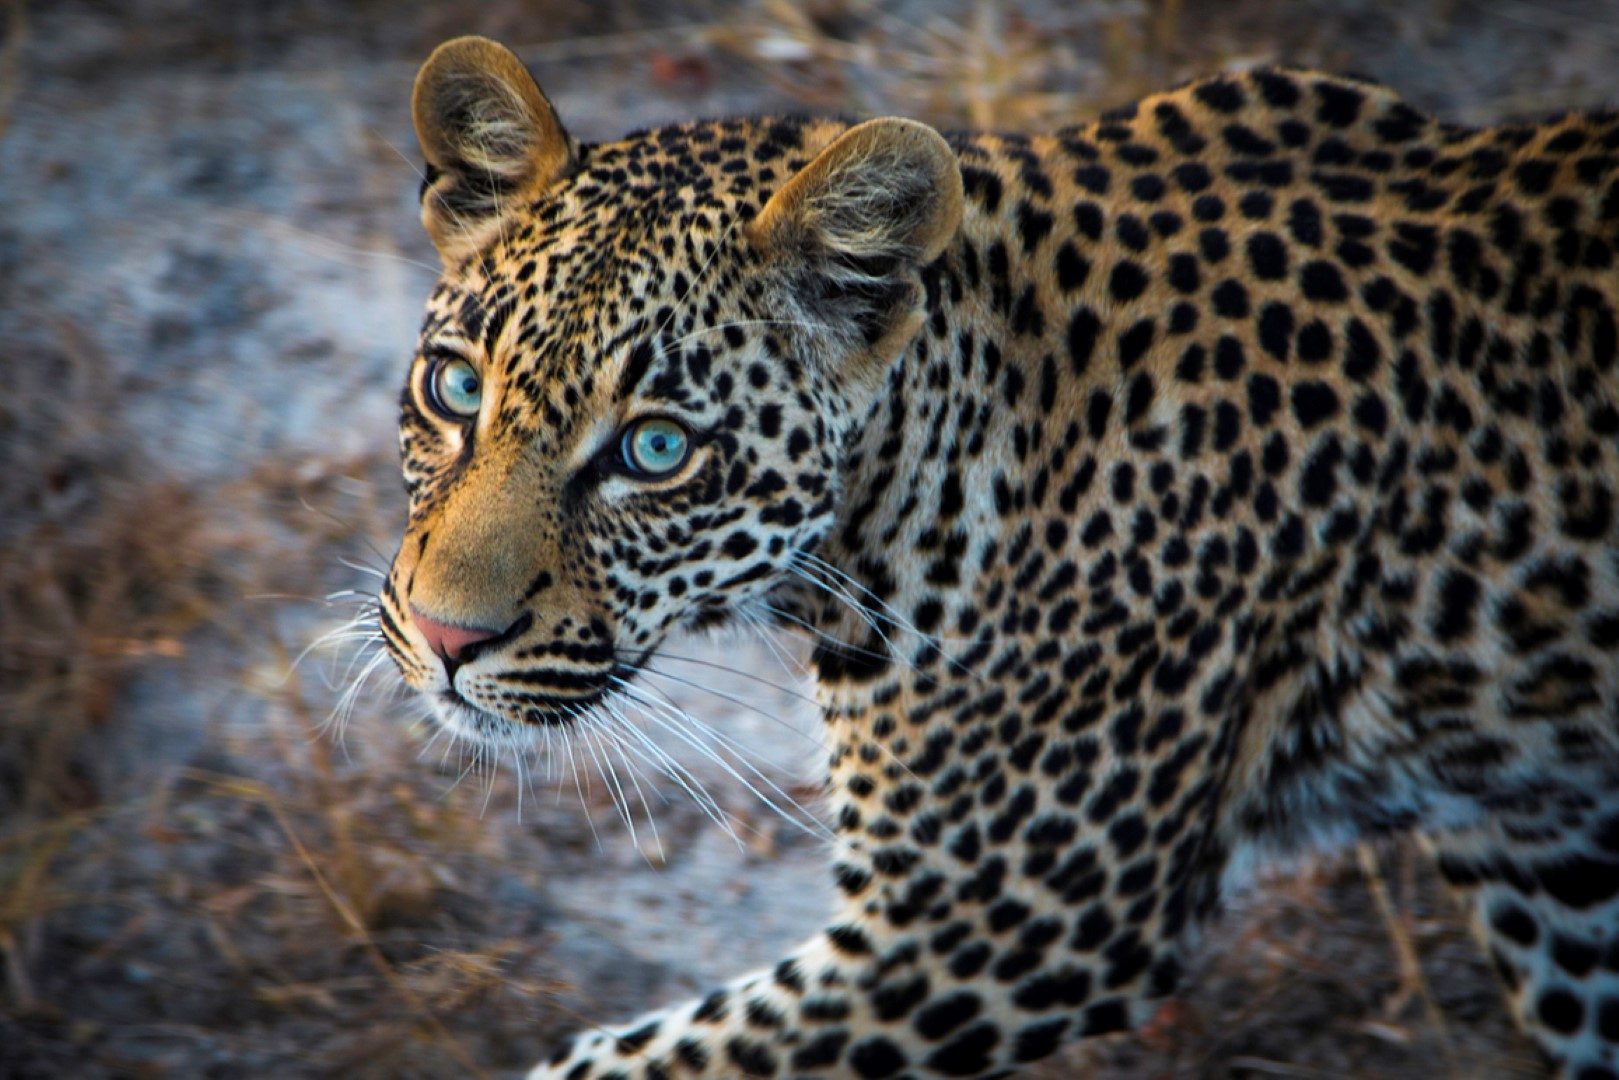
[427,357,482,419]
[621,417,690,476]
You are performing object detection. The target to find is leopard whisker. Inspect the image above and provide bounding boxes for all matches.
[479,736,503,818]
[592,713,670,858]
[577,712,639,846]
[324,646,394,743]
[581,711,667,860]
[657,317,827,357]
[735,603,813,681]
[640,649,818,707]
[652,211,746,341]
[789,555,983,681]
[610,676,831,842]
[336,556,390,581]
[561,704,605,851]
[441,736,488,802]
[753,600,919,677]
[636,661,825,749]
[600,695,738,846]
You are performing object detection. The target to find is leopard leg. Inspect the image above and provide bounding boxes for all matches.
[530,708,1233,1079]
[1432,794,1619,1080]
[531,853,1210,1080]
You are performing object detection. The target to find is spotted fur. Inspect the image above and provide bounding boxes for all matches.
[379,37,1619,1079]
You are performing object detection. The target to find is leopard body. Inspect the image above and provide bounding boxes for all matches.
[380,38,1619,1078]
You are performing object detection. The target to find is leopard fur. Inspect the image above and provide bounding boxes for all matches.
[378,36,1619,1079]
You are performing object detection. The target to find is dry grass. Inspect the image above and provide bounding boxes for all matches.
[0,322,219,816]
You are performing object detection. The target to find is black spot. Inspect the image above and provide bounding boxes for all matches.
[1215,336,1245,380]
[722,531,758,558]
[1247,232,1288,279]
[1389,222,1438,274]
[791,1030,850,1070]
[1314,81,1365,127]
[1343,318,1381,380]
[1191,193,1224,221]
[1173,162,1213,193]
[1109,262,1149,303]
[827,923,874,955]
[1538,855,1619,909]
[1211,280,1250,318]
[673,1036,710,1071]
[1490,902,1538,946]
[1538,987,1585,1035]
[960,166,1003,212]
[1118,319,1156,369]
[1288,198,1324,247]
[1081,999,1130,1035]
[1115,214,1151,252]
[1068,309,1101,375]
[1247,373,1281,426]
[616,1021,660,1055]
[1298,441,1341,507]
[1213,401,1241,451]
[1553,935,1601,977]
[1599,999,1619,1041]
[1131,174,1166,202]
[1516,158,1558,195]
[1433,569,1482,642]
[1167,253,1200,294]
[1291,381,1341,427]
[1257,302,1292,361]
[848,1035,907,1078]
[1199,227,1230,263]
[1352,392,1388,435]
[1253,71,1300,107]
[1194,78,1246,114]
[922,1022,1000,1076]
[1017,203,1054,252]
[913,991,981,1040]
[1012,966,1092,1009]
[1074,165,1111,195]
[725,1036,779,1076]
[872,973,930,1021]
[1238,190,1274,219]
[1300,260,1349,302]
[1013,1019,1069,1062]
[1055,242,1090,291]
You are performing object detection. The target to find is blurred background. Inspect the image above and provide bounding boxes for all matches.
[3,1,1617,1076]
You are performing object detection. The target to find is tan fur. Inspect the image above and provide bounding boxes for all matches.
[411,36,577,264]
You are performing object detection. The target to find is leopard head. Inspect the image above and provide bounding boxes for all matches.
[379,37,964,744]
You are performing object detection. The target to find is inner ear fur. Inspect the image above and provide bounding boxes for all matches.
[747,118,964,362]
[412,36,577,264]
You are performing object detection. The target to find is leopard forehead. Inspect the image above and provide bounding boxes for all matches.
[410,117,837,443]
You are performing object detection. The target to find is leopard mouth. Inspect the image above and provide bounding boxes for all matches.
[435,687,601,734]
[430,654,652,741]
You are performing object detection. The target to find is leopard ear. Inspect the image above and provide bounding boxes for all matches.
[412,36,577,265]
[746,118,963,366]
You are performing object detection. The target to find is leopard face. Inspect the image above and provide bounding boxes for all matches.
[378,39,962,743]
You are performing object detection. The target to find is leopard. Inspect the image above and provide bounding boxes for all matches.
[376,35,1619,1079]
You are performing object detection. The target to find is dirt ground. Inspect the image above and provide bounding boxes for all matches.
[3,1,1617,1076]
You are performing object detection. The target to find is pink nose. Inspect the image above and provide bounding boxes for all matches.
[409,606,503,663]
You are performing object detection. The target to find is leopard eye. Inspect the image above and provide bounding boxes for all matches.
[621,417,690,477]
[426,357,482,420]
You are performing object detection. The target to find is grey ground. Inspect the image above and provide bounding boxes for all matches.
[2,1,1617,1076]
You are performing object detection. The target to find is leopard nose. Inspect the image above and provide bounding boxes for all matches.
[409,605,504,664]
